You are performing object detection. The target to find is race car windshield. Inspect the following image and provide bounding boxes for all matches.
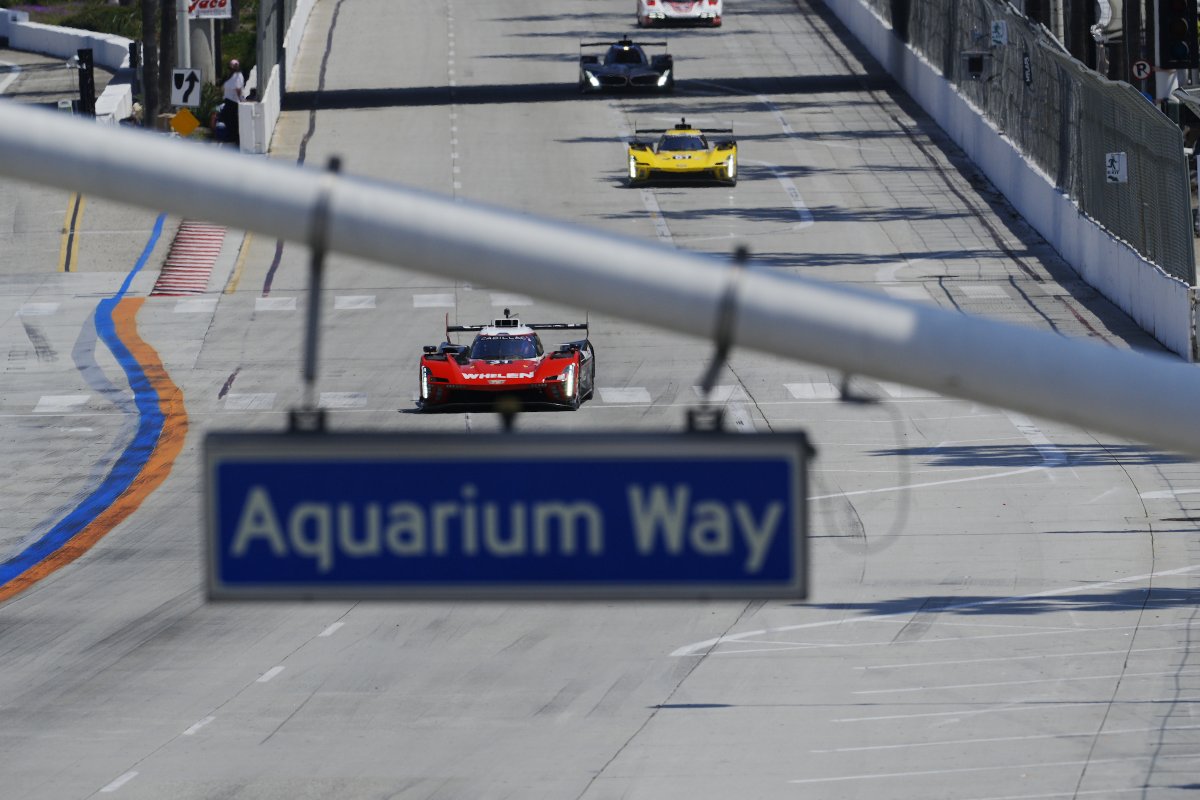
[471,335,541,361]
[659,135,707,151]
[607,47,644,65]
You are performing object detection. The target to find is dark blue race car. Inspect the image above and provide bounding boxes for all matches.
[578,38,674,92]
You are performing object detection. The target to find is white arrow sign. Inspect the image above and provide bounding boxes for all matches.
[171,69,202,108]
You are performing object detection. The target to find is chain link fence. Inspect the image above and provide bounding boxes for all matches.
[860,0,1195,284]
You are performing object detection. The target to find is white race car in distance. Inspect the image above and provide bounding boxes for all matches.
[637,0,723,27]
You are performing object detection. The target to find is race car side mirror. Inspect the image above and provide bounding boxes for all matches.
[423,345,437,354]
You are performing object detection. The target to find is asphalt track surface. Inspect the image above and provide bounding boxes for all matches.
[2,1,1200,798]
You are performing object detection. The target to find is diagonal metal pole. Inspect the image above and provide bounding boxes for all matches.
[1,102,1199,456]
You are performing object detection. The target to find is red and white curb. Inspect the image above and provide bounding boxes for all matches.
[150,221,225,296]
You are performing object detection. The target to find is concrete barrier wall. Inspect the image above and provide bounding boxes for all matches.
[0,4,316,151]
[0,8,133,125]
[239,63,279,154]
[284,0,318,87]
[239,0,318,154]
[822,0,1194,359]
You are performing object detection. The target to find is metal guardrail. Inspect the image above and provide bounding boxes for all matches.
[864,0,1196,284]
[3,102,1200,456]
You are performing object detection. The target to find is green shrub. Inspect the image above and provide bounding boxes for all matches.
[53,5,142,39]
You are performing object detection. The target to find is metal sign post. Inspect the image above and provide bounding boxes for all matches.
[205,432,811,600]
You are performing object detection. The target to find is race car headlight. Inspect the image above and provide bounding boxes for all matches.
[562,363,577,398]
[585,71,600,88]
[629,155,638,179]
[726,155,736,178]
[420,365,430,399]
[657,69,671,87]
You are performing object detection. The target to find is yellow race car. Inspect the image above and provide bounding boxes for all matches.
[627,118,737,186]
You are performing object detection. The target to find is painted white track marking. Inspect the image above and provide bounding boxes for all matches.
[181,716,215,736]
[811,724,1200,753]
[100,771,138,793]
[256,666,285,683]
[742,158,813,228]
[787,754,1200,786]
[0,60,22,95]
[255,296,296,311]
[671,564,1200,656]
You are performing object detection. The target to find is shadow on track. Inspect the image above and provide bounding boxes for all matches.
[281,74,896,112]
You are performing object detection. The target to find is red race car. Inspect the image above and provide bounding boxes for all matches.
[418,310,596,410]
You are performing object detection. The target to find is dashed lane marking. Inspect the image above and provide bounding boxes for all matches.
[100,771,138,793]
[34,395,90,413]
[256,297,296,311]
[256,666,285,683]
[335,295,375,310]
[224,393,276,411]
[599,387,652,404]
[1006,411,1069,467]
[19,303,59,316]
[414,293,455,308]
[319,392,367,409]
[880,381,939,399]
[743,158,813,228]
[785,381,839,399]
[173,298,218,314]
[181,716,215,736]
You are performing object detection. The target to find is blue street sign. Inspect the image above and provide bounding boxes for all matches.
[205,432,810,600]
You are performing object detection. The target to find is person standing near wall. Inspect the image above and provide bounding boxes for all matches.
[217,58,244,144]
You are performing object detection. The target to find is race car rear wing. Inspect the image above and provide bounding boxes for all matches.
[579,39,668,48]
[444,311,588,339]
[634,127,735,134]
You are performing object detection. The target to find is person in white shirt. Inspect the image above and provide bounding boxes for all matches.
[217,59,245,143]
[223,59,245,103]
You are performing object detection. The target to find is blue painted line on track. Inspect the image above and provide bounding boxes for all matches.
[0,214,167,586]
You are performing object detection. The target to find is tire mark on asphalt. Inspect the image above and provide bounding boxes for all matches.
[218,366,241,399]
[20,319,57,362]
[263,0,348,296]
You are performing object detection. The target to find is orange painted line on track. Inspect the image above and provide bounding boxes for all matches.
[0,298,188,603]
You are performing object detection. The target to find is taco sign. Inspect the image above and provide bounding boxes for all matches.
[189,0,232,19]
